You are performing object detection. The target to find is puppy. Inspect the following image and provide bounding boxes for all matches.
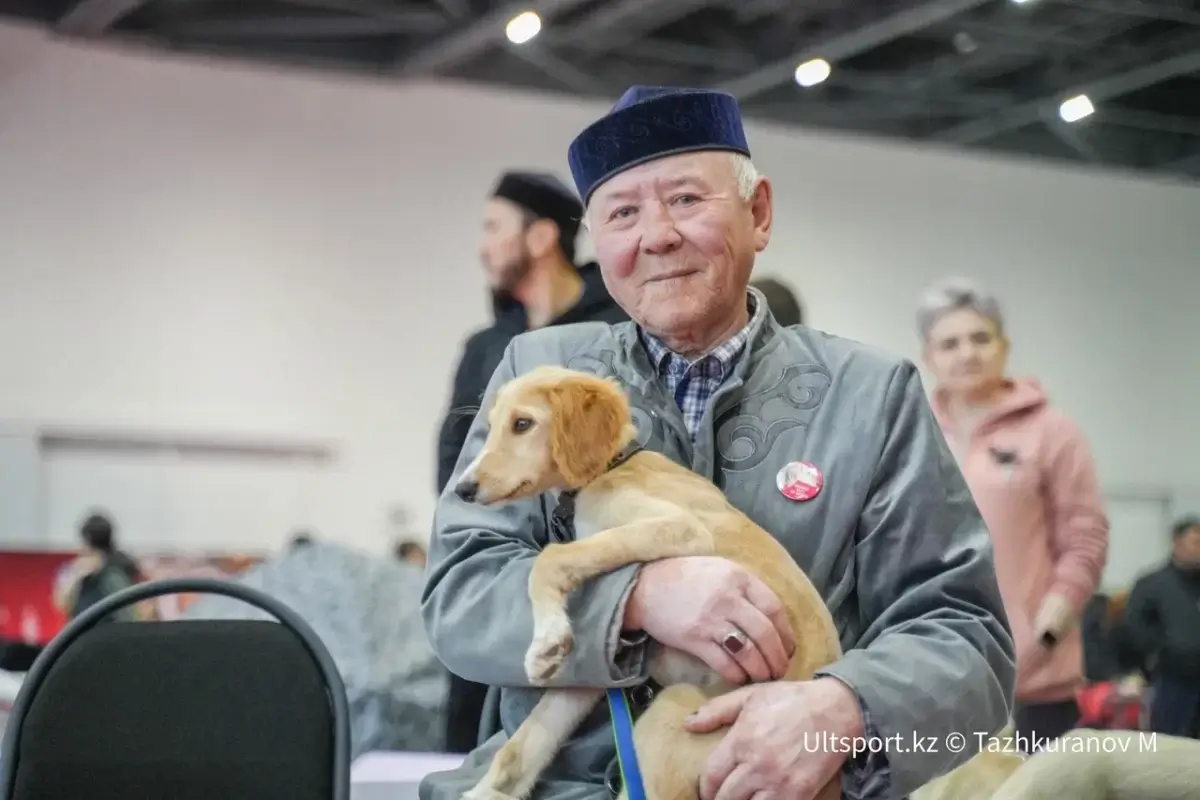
[990,728,1200,800]
[910,722,1025,800]
[453,366,843,800]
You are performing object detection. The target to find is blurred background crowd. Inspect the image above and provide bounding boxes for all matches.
[1,0,1199,786]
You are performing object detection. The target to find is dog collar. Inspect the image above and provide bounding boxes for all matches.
[550,442,643,542]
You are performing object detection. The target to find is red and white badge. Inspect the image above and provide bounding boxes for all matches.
[777,461,824,502]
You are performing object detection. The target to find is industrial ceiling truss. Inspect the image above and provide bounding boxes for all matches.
[6,0,1199,182]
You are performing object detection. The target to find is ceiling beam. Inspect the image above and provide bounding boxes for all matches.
[1055,0,1200,27]
[545,34,757,71]
[1159,149,1200,176]
[549,0,712,49]
[158,13,446,41]
[1100,108,1200,138]
[509,46,613,96]
[1045,118,1105,163]
[711,0,994,101]
[430,0,471,19]
[56,0,149,35]
[280,0,443,16]
[624,39,756,71]
[391,0,597,77]
[932,38,1200,144]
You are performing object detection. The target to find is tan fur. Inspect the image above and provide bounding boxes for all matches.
[992,728,1200,800]
[457,366,843,800]
[911,726,1200,800]
[910,722,1025,800]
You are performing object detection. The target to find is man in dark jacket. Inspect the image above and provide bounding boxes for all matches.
[1124,516,1200,737]
[434,170,626,752]
[437,172,627,493]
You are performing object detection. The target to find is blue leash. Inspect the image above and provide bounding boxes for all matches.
[606,688,647,800]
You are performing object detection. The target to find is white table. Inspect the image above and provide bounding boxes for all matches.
[350,751,466,800]
[0,670,21,704]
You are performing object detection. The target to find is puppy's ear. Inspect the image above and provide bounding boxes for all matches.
[547,380,625,487]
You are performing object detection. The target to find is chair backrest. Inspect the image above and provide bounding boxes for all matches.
[0,577,351,800]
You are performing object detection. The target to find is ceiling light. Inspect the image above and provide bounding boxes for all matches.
[505,11,541,44]
[794,58,831,88]
[1058,93,1095,123]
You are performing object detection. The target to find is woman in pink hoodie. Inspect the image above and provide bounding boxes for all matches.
[917,278,1109,747]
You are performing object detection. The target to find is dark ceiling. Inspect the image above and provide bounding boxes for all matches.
[8,0,1200,183]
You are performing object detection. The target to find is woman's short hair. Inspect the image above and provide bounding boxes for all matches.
[916,277,1004,340]
[80,512,115,552]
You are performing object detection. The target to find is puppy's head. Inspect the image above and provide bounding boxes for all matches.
[453,366,636,505]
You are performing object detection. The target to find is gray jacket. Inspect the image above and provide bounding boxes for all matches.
[421,297,1016,799]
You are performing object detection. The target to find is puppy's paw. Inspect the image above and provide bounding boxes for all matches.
[525,614,574,684]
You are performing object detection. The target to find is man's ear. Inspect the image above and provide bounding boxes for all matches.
[524,218,560,259]
[547,382,624,487]
[751,176,773,253]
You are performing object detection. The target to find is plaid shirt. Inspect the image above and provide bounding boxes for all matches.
[637,296,894,800]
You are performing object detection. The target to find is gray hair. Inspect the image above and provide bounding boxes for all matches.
[916,277,1004,340]
[582,152,761,230]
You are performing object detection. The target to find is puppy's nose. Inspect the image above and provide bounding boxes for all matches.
[454,480,479,504]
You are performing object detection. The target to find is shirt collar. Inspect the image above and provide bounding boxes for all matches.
[638,292,761,376]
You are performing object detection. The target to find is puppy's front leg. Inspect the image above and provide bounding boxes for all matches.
[464,688,603,800]
[525,513,710,683]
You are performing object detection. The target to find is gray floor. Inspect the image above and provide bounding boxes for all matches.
[351,782,420,800]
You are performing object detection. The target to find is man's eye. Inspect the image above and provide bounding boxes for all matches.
[609,206,636,221]
[512,417,534,434]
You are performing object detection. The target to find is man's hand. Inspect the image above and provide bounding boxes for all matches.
[1033,593,1075,645]
[685,677,863,800]
[624,557,795,685]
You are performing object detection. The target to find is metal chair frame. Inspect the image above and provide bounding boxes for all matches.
[0,576,352,800]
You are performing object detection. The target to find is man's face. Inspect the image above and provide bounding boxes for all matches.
[922,308,1009,396]
[587,152,771,339]
[1174,526,1200,567]
[479,197,532,293]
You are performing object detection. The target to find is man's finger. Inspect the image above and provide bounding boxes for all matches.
[699,734,738,800]
[743,578,795,657]
[685,685,753,733]
[713,762,763,800]
[727,601,790,679]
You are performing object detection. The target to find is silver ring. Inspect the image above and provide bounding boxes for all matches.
[720,628,749,656]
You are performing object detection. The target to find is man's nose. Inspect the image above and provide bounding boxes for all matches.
[641,207,683,255]
[454,479,479,504]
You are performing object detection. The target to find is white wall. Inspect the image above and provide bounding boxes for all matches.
[0,22,1197,566]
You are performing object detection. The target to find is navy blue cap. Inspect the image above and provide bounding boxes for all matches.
[567,86,751,205]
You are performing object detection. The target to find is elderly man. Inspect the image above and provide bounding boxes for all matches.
[422,86,1015,800]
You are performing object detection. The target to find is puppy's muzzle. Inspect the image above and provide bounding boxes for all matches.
[454,479,480,504]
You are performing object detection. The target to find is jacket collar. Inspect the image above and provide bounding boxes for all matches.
[617,286,781,382]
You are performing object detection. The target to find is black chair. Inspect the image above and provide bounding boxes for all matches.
[0,577,351,800]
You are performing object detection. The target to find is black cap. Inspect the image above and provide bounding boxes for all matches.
[490,171,583,245]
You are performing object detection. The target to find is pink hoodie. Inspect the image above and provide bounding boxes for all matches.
[932,378,1109,704]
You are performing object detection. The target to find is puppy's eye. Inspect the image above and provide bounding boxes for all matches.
[512,417,534,434]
